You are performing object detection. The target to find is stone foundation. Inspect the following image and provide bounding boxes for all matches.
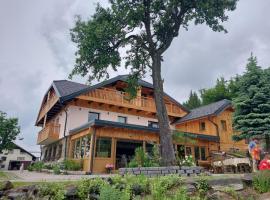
[119,166,204,176]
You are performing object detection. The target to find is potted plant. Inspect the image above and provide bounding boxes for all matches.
[105,164,114,174]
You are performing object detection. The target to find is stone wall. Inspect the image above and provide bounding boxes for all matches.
[119,166,204,177]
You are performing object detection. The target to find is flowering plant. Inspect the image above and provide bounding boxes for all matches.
[179,155,195,167]
[105,164,114,174]
[105,164,114,169]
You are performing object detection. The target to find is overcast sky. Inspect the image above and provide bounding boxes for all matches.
[0,0,270,154]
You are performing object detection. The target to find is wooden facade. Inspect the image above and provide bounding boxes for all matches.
[175,108,247,152]
[36,76,247,173]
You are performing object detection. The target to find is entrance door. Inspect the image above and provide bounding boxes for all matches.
[116,140,143,168]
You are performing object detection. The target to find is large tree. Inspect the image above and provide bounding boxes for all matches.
[183,90,201,109]
[0,111,20,153]
[233,55,270,151]
[70,0,238,165]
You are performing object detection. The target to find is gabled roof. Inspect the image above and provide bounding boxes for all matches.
[174,99,232,124]
[51,75,189,112]
[53,80,88,98]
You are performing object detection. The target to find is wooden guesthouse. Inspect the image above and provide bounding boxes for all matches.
[35,75,246,173]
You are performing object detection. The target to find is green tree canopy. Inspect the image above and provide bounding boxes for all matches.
[233,55,270,148]
[200,77,237,105]
[183,90,201,109]
[70,0,238,165]
[0,111,20,153]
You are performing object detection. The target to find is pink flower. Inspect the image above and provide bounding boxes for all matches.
[105,164,114,169]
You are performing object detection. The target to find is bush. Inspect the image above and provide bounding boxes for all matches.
[77,178,107,199]
[52,164,61,175]
[39,183,65,200]
[150,175,183,200]
[128,146,160,168]
[44,164,53,170]
[253,170,270,193]
[28,161,44,172]
[63,159,82,171]
[99,184,130,200]
[195,176,210,197]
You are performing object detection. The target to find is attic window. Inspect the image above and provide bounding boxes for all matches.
[199,122,206,131]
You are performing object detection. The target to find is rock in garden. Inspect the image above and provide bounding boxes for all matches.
[65,185,77,198]
[207,191,235,200]
[186,184,196,193]
[1,181,13,191]
[7,191,28,200]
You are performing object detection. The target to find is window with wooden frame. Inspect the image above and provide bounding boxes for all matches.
[72,135,91,159]
[95,137,112,158]
[199,121,206,131]
[221,120,227,131]
[194,146,207,161]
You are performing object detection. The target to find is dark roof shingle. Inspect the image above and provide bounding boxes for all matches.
[53,80,88,98]
[175,99,232,123]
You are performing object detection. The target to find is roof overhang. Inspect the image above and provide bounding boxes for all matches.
[69,119,219,142]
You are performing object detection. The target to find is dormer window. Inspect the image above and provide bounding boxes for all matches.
[199,122,206,131]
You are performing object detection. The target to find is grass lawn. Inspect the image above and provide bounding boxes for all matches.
[0,171,19,181]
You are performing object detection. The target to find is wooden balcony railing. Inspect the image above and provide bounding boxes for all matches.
[37,123,60,145]
[37,94,59,123]
[78,88,184,117]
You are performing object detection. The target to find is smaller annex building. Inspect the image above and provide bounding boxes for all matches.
[0,143,37,170]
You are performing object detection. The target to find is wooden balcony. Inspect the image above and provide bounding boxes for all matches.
[78,88,185,117]
[37,123,60,145]
[37,93,59,123]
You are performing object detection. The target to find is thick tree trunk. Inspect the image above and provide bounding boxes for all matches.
[152,53,176,166]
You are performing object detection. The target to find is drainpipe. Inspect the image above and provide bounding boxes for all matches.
[208,116,220,151]
[63,107,68,160]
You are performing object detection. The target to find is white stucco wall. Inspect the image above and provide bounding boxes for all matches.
[0,149,33,170]
[54,105,176,139]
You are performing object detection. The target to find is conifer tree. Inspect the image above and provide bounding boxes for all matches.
[183,90,201,109]
[233,55,270,151]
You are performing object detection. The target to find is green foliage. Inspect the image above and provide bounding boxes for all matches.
[128,146,160,168]
[183,91,202,109]
[150,175,183,200]
[173,131,197,145]
[52,164,61,175]
[28,161,44,172]
[0,111,20,153]
[63,159,82,171]
[253,170,270,193]
[200,77,237,105]
[99,184,130,200]
[77,178,107,199]
[233,55,270,140]
[70,0,238,83]
[38,183,65,200]
[195,176,210,197]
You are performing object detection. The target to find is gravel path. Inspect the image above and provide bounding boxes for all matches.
[4,170,114,182]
